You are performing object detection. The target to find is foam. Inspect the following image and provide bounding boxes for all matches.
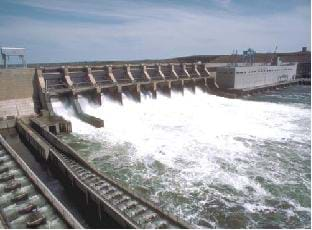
[51,88,311,227]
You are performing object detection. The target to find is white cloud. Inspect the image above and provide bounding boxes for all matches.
[0,1,310,63]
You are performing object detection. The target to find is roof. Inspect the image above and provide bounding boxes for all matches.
[1,47,26,56]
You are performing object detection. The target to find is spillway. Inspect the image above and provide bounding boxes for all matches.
[51,85,311,228]
[0,139,69,228]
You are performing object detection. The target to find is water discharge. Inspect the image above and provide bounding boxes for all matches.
[52,86,311,228]
[0,149,67,228]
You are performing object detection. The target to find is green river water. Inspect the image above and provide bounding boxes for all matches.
[53,85,311,228]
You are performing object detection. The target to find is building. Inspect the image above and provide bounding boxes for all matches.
[216,64,297,89]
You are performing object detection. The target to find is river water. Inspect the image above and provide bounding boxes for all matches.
[52,85,311,228]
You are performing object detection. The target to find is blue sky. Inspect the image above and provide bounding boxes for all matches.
[0,0,310,63]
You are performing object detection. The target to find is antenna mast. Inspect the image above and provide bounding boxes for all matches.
[270,45,278,65]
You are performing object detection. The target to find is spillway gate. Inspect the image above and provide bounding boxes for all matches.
[33,63,215,127]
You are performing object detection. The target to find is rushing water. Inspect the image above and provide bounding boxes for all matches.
[0,149,67,228]
[52,85,311,228]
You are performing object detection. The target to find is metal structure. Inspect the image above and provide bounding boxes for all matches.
[243,48,256,66]
[270,46,278,65]
[1,47,27,69]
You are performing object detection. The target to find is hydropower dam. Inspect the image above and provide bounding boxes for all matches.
[0,60,310,228]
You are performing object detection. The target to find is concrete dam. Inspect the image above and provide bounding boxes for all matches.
[34,63,214,128]
[1,62,218,228]
[0,60,310,228]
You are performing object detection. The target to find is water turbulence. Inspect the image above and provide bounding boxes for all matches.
[52,86,311,228]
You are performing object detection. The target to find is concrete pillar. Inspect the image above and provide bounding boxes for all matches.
[86,67,102,105]
[125,64,135,82]
[141,82,157,98]
[36,69,46,91]
[152,82,157,98]
[203,64,211,77]
[142,64,151,81]
[122,84,141,102]
[193,63,201,77]
[171,64,179,79]
[94,88,102,105]
[182,64,191,78]
[157,64,165,80]
[157,81,171,97]
[103,86,122,105]
[171,79,184,95]
[86,67,97,86]
[62,67,74,88]
[44,95,54,116]
[106,65,117,83]
[34,69,47,114]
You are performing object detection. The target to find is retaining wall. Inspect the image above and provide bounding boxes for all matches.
[0,69,35,101]
[0,69,36,117]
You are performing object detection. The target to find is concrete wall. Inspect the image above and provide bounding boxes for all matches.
[0,69,35,100]
[0,68,35,117]
[0,98,35,117]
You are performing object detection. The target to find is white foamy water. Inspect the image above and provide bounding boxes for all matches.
[52,87,311,228]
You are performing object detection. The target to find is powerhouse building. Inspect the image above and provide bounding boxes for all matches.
[216,64,297,89]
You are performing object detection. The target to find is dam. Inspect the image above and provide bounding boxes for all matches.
[0,51,310,228]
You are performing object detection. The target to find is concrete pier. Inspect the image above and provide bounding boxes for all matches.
[140,82,157,98]
[122,84,141,102]
[71,96,104,128]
